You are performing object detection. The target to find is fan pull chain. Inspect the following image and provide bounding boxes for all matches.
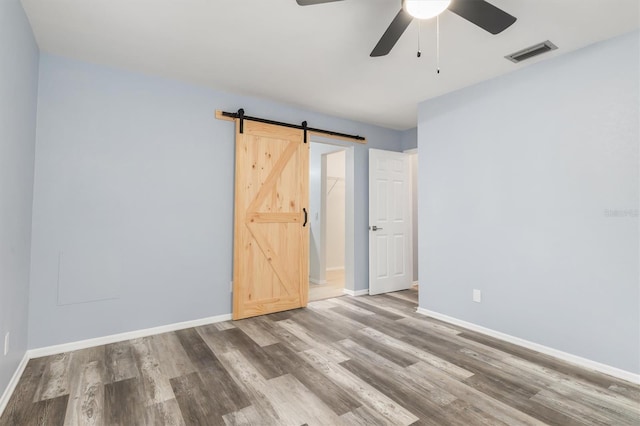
[436,16,440,74]
[417,20,422,58]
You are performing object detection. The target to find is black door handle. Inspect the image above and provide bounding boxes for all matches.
[303,208,308,227]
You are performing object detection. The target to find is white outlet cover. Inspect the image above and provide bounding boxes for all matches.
[473,289,482,303]
[4,332,9,356]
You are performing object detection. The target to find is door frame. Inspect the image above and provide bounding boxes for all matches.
[404,148,418,287]
[310,139,355,295]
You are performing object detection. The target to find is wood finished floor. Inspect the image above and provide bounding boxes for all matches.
[2,289,639,425]
[309,269,345,302]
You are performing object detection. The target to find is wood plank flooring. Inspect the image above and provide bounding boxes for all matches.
[2,289,639,425]
[309,269,345,302]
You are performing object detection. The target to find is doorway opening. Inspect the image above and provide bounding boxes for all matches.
[308,142,353,301]
[406,148,419,292]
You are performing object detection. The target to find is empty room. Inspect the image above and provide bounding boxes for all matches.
[1,0,639,424]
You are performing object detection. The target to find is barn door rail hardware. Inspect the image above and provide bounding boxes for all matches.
[219,109,366,143]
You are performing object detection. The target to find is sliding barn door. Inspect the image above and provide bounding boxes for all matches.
[233,120,309,320]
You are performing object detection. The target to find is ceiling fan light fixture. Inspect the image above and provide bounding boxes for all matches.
[403,0,451,20]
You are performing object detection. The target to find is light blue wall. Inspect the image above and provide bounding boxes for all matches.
[0,0,39,399]
[401,127,418,151]
[28,53,402,348]
[418,31,639,373]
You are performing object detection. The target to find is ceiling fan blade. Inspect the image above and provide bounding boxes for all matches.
[370,9,413,57]
[296,0,343,5]
[448,0,516,35]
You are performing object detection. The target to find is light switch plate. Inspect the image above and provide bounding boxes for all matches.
[4,332,9,356]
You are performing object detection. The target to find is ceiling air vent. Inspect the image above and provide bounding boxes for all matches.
[505,40,557,63]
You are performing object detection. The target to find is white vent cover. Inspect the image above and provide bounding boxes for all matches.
[506,40,558,63]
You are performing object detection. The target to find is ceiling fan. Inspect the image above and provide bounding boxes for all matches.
[296,0,517,57]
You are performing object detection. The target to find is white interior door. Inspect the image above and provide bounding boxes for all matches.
[369,149,412,295]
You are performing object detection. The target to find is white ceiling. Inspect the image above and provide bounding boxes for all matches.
[21,0,640,130]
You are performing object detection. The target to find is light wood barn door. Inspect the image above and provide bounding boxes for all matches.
[233,120,309,320]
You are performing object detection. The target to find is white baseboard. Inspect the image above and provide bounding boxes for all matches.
[416,308,640,385]
[28,313,232,359]
[309,278,327,285]
[343,288,369,296]
[1,313,231,416]
[0,353,29,417]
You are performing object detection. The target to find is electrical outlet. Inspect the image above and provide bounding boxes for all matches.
[4,332,9,356]
[473,289,482,303]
